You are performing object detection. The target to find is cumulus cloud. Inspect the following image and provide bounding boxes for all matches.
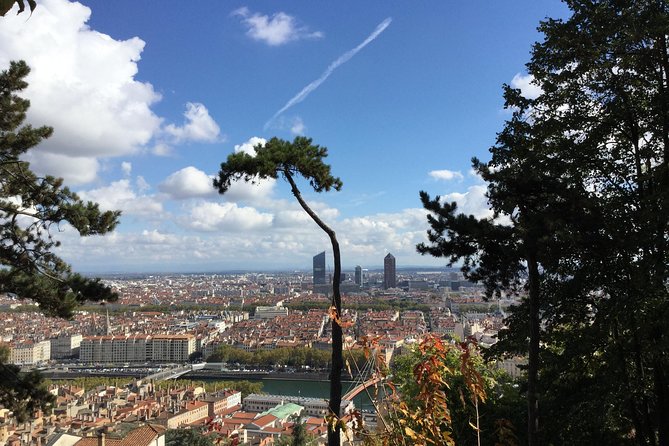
[234,136,267,156]
[0,0,163,183]
[232,7,323,46]
[78,179,163,217]
[511,73,542,100]
[159,166,216,199]
[429,169,464,181]
[184,201,273,232]
[24,152,99,185]
[164,102,221,144]
[121,162,132,176]
[440,185,492,219]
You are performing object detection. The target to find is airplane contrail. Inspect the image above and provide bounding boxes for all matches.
[265,17,392,129]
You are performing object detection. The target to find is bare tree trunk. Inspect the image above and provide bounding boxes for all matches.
[527,249,540,446]
[285,171,343,446]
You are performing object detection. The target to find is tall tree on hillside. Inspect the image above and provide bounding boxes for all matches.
[420,0,669,443]
[214,136,345,446]
[0,60,120,419]
[525,1,669,443]
[417,86,590,444]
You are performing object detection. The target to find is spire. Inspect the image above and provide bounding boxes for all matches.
[105,306,112,336]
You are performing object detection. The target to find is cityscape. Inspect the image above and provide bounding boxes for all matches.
[1,0,667,445]
[0,254,521,445]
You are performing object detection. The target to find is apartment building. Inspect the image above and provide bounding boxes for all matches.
[10,340,51,365]
[166,401,209,428]
[50,334,83,359]
[79,334,195,363]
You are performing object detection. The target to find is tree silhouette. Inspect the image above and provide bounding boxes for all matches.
[215,136,344,446]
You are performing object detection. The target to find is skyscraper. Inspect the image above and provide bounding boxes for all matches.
[384,253,396,289]
[354,265,362,286]
[313,251,326,285]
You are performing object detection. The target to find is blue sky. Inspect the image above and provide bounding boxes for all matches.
[0,0,567,273]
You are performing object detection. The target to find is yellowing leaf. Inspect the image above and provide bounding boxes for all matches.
[404,426,418,439]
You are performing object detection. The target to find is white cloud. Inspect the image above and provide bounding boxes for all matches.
[184,201,273,232]
[234,136,267,156]
[0,0,163,183]
[440,185,492,219]
[152,142,174,157]
[141,229,179,245]
[164,102,221,144]
[429,169,464,181]
[290,117,306,135]
[136,176,150,192]
[78,179,163,217]
[24,152,99,185]
[232,7,323,46]
[121,162,132,176]
[511,73,542,100]
[159,166,215,199]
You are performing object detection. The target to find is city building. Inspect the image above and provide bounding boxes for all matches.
[253,305,289,319]
[79,334,195,363]
[166,400,209,428]
[9,340,51,365]
[243,394,354,417]
[202,390,242,417]
[384,253,396,289]
[354,265,362,286]
[50,334,83,359]
[312,251,326,285]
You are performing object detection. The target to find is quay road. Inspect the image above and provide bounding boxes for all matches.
[40,364,332,382]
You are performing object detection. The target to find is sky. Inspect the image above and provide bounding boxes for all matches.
[0,0,568,273]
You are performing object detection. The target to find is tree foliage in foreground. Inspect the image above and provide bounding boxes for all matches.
[166,428,215,446]
[356,336,521,446]
[0,61,120,420]
[215,136,345,446]
[419,1,668,444]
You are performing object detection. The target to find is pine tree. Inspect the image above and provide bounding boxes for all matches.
[0,60,120,419]
[215,136,344,446]
[419,1,669,443]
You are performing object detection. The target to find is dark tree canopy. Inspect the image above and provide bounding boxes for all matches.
[215,136,342,194]
[0,60,120,419]
[0,60,120,318]
[419,1,668,444]
[0,0,36,17]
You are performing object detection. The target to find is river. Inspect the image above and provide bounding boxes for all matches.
[206,377,376,411]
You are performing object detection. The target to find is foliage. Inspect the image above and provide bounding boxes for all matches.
[275,414,316,446]
[0,61,120,318]
[166,428,215,446]
[0,345,54,422]
[0,60,120,420]
[0,0,35,17]
[216,136,345,446]
[374,336,522,446]
[48,376,133,391]
[208,344,366,371]
[419,1,669,443]
[153,379,263,398]
[521,1,669,442]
